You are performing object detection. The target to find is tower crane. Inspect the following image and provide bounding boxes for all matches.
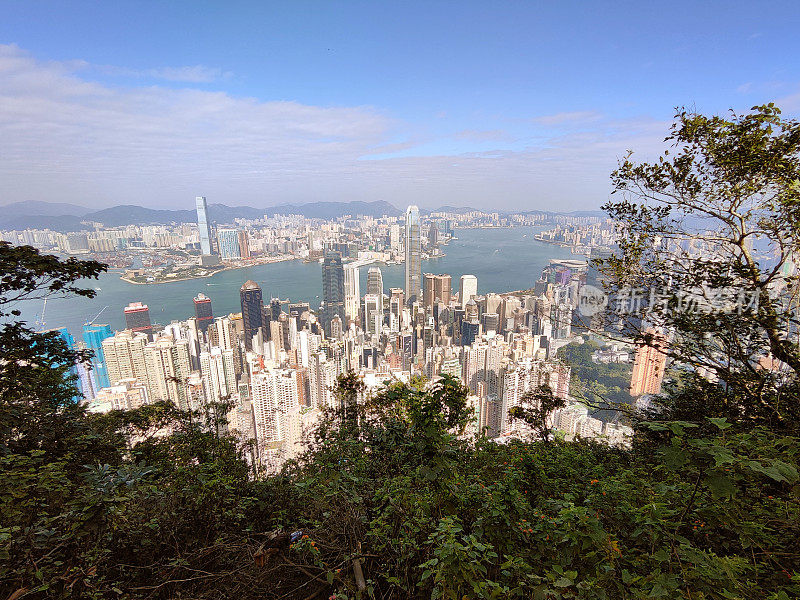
[84,305,109,327]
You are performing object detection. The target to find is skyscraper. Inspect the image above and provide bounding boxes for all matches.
[238,230,251,259]
[124,302,152,335]
[196,196,214,256]
[270,298,283,321]
[321,250,345,337]
[82,323,114,389]
[366,266,384,297]
[193,293,213,333]
[404,205,421,305]
[423,273,452,307]
[217,228,241,260]
[343,264,360,324]
[240,280,264,351]
[460,274,478,308]
[630,330,668,396]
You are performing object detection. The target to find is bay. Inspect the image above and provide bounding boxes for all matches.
[13,226,582,338]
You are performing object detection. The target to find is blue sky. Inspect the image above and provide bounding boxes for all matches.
[1,1,799,211]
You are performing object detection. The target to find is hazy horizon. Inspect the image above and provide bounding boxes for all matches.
[1,1,799,212]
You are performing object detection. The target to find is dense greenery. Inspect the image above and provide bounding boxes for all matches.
[557,339,633,410]
[2,106,800,598]
[598,104,800,432]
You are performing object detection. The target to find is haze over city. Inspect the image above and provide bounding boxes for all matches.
[2,0,799,212]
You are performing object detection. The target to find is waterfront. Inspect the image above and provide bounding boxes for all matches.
[14,227,583,338]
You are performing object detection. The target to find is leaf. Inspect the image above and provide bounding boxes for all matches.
[706,417,731,430]
[705,473,735,499]
[661,446,688,470]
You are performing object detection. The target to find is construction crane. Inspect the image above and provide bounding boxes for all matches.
[84,305,109,327]
[35,298,47,331]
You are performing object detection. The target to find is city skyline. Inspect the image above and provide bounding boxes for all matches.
[2,2,799,211]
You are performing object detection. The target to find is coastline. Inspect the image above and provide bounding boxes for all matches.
[120,256,297,285]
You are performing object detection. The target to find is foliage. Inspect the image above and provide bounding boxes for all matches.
[557,340,634,411]
[2,107,800,598]
[596,104,800,432]
[508,384,567,442]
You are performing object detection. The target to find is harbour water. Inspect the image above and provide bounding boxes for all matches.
[13,226,582,338]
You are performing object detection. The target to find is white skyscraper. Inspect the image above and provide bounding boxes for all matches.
[404,205,421,304]
[460,274,478,308]
[343,263,360,324]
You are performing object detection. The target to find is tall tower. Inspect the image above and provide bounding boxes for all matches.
[404,205,421,305]
[216,228,241,260]
[460,274,478,308]
[630,330,668,396]
[82,323,114,389]
[367,266,383,297]
[240,280,264,351]
[193,293,213,333]
[343,264,360,324]
[124,302,152,336]
[321,250,345,337]
[195,196,214,256]
[423,273,452,307]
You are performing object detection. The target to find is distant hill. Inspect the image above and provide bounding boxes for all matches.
[86,200,402,226]
[1,199,604,231]
[2,200,91,217]
[4,215,89,232]
[1,200,403,230]
[85,205,197,227]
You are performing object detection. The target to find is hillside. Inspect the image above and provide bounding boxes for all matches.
[2,200,404,230]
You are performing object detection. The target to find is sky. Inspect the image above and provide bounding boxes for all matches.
[1,1,799,212]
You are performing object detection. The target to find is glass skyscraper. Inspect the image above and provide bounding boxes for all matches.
[240,280,264,350]
[404,205,421,305]
[82,323,113,389]
[217,228,241,259]
[321,250,345,336]
[195,196,214,256]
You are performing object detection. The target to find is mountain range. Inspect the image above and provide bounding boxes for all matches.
[1,200,604,232]
[2,200,403,231]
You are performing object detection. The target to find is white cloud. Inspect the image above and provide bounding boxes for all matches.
[90,63,232,83]
[532,110,603,126]
[0,44,676,211]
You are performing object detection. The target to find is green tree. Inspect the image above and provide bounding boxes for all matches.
[596,104,800,430]
[508,384,566,443]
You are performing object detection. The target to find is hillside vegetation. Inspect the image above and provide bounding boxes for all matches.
[2,105,800,598]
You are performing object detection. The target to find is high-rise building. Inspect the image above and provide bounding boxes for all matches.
[630,331,668,396]
[145,335,192,409]
[268,298,282,322]
[102,329,151,394]
[238,230,251,259]
[124,302,152,335]
[200,347,237,402]
[389,224,401,252]
[343,264,360,324]
[217,228,242,260]
[251,366,303,459]
[366,266,384,316]
[404,205,421,304]
[193,293,213,333]
[460,275,478,307]
[367,266,384,297]
[88,379,148,413]
[195,196,214,256]
[240,280,264,351]
[423,273,452,307]
[363,294,382,335]
[82,323,114,389]
[321,251,345,337]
